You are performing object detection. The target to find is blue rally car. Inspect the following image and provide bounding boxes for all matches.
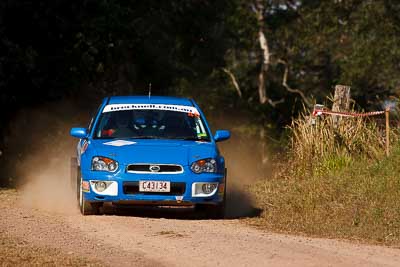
[70,96,230,217]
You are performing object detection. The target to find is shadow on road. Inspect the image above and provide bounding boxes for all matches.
[99,181,262,220]
[100,185,262,220]
[104,205,261,220]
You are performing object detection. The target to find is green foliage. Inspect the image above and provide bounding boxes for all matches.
[2,0,400,139]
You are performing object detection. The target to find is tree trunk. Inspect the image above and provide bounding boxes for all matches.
[222,68,242,98]
[258,64,267,104]
[255,0,269,104]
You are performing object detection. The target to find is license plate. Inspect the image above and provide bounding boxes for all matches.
[139,181,170,192]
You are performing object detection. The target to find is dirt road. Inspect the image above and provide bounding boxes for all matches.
[1,189,399,267]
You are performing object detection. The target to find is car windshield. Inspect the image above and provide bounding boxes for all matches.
[93,109,210,141]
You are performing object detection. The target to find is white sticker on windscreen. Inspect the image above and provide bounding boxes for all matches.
[103,140,136,147]
[102,104,200,116]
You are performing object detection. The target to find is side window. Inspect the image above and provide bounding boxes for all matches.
[98,113,113,138]
[88,104,103,134]
[87,117,94,132]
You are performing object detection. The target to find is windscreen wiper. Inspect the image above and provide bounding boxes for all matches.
[174,136,210,141]
[130,136,176,140]
[130,136,159,139]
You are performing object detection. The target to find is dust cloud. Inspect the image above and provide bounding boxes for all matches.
[220,137,267,218]
[4,100,90,214]
[214,116,270,219]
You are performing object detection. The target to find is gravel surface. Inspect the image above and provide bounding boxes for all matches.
[0,188,399,267]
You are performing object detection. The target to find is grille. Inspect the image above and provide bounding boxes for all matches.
[126,164,183,173]
[123,182,186,195]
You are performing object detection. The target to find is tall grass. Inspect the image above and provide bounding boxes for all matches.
[290,112,398,171]
[248,109,400,246]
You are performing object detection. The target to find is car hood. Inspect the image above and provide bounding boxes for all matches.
[88,139,216,166]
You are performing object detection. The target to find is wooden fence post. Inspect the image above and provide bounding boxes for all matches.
[332,85,351,126]
[332,85,351,111]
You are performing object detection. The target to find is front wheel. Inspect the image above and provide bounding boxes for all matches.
[79,177,100,215]
[196,175,227,219]
[70,157,78,191]
[212,171,227,219]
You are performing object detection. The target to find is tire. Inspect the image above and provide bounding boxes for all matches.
[79,177,100,215]
[76,167,80,203]
[213,182,227,219]
[219,168,228,218]
[197,171,227,219]
[212,169,227,219]
[70,157,77,191]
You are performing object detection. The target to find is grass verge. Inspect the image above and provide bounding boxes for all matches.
[248,150,400,246]
[247,112,400,247]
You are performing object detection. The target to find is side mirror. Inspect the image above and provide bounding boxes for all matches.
[70,127,88,139]
[214,130,230,142]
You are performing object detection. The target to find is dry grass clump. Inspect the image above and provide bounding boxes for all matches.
[290,112,398,170]
[248,109,400,246]
[249,149,400,246]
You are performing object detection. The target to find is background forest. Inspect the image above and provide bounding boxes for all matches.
[1,0,400,174]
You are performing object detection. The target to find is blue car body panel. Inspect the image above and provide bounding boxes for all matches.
[73,96,228,206]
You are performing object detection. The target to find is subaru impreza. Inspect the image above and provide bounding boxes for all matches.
[70,96,230,218]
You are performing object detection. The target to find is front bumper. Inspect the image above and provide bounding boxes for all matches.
[81,167,225,206]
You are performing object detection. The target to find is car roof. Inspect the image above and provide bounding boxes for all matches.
[107,96,194,106]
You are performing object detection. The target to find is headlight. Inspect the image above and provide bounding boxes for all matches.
[91,156,119,172]
[191,158,217,174]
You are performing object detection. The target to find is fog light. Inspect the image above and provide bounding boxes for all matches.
[89,180,118,196]
[95,181,107,192]
[192,182,219,197]
[202,183,217,194]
